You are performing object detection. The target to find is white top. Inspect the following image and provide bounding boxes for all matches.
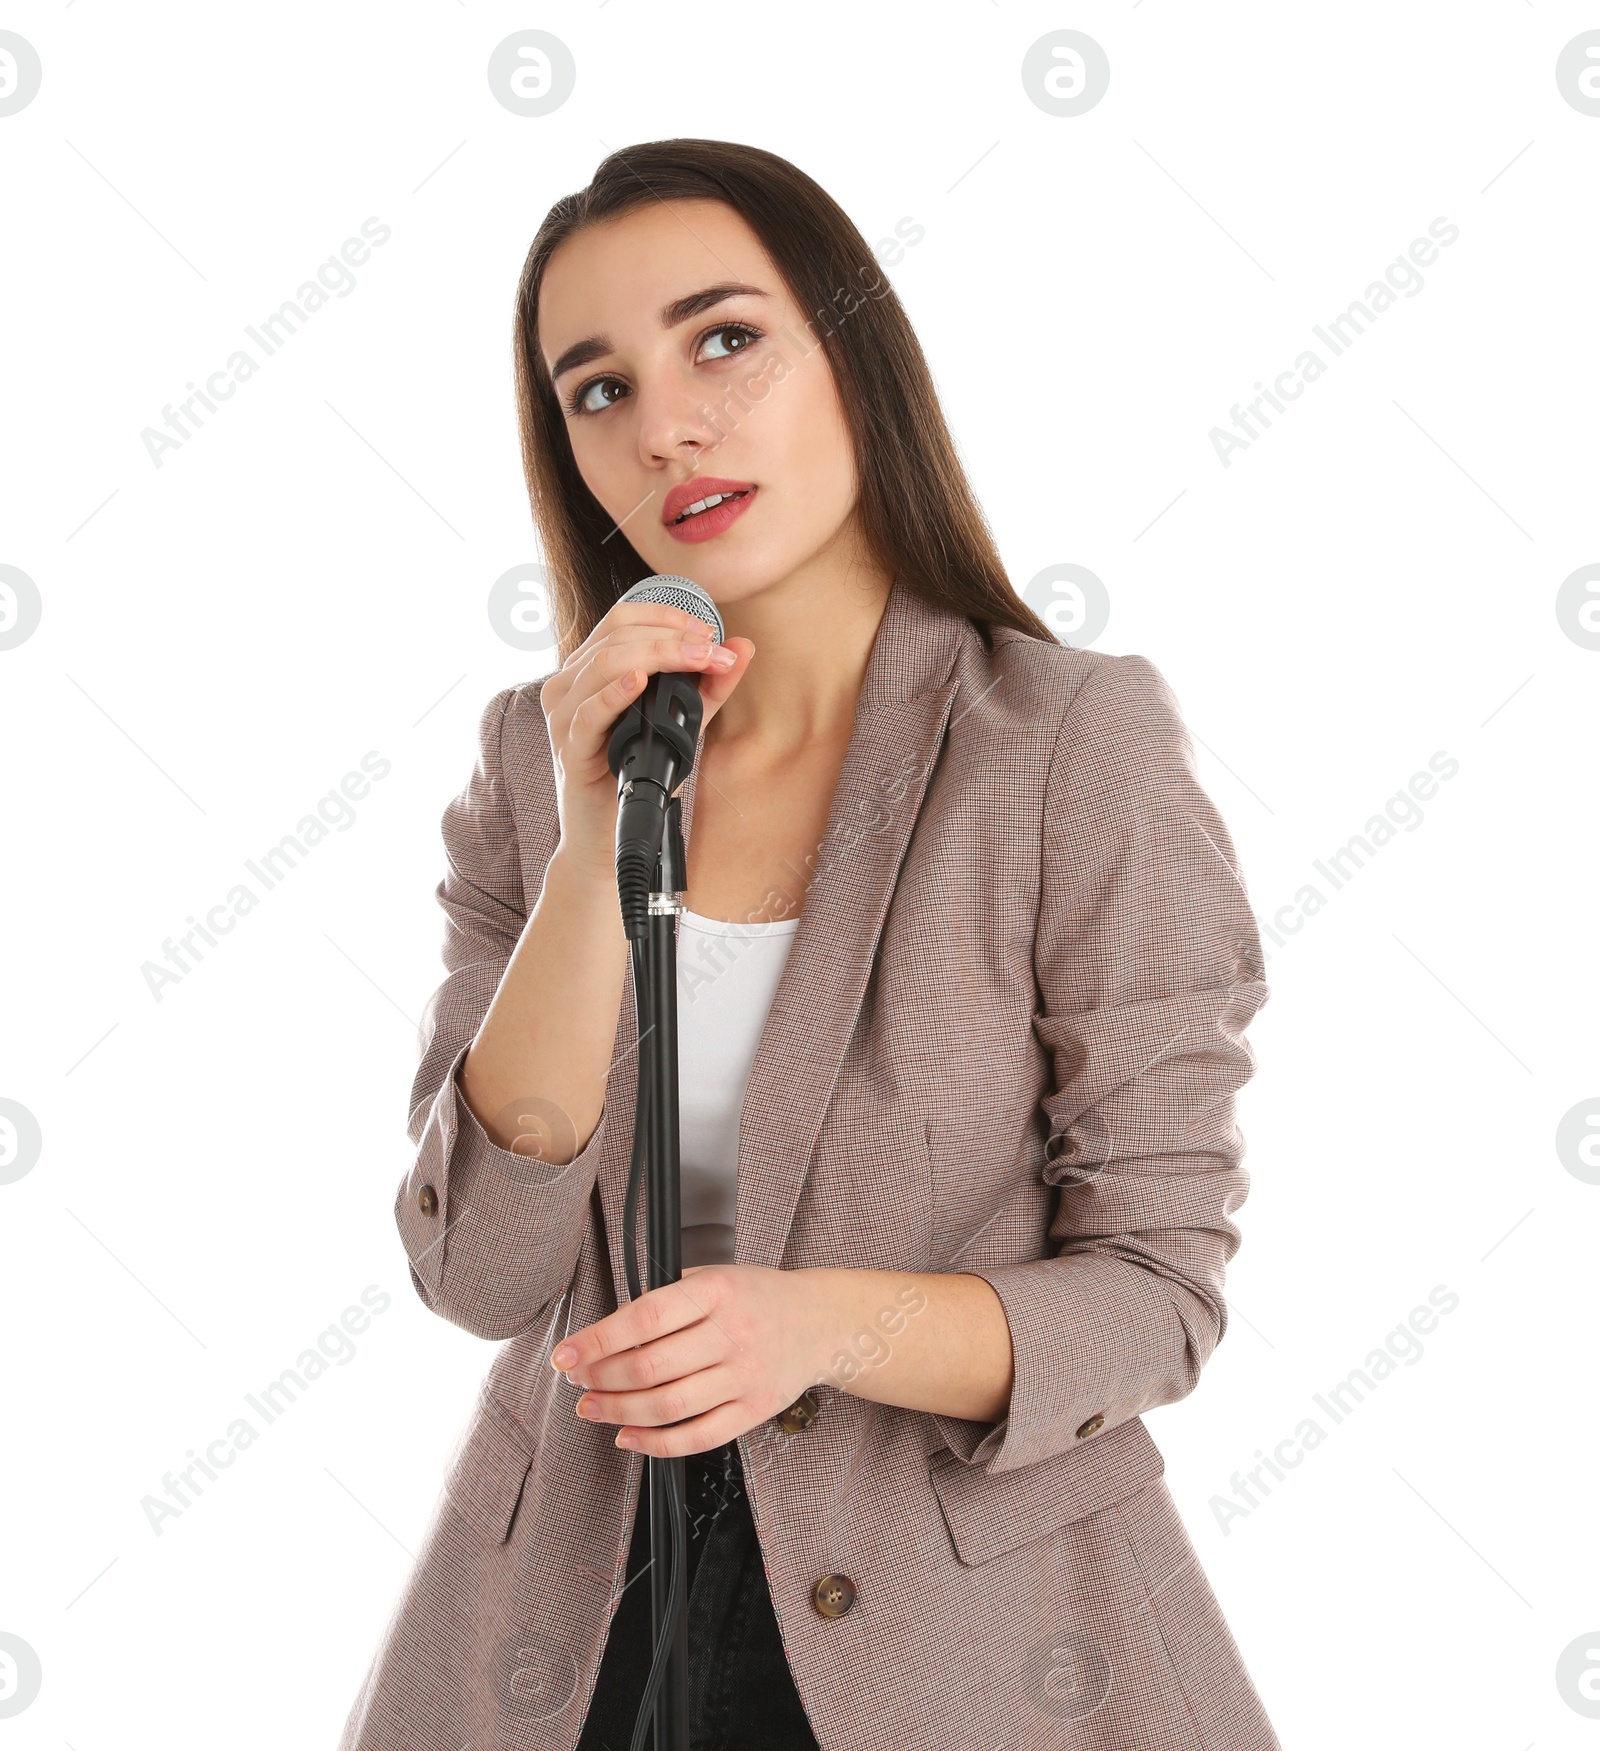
[675,906,799,1268]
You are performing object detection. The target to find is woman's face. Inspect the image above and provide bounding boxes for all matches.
[537,198,862,612]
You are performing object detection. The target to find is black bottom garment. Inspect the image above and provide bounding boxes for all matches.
[574,1438,821,1751]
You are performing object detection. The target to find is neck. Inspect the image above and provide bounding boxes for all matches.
[708,548,894,758]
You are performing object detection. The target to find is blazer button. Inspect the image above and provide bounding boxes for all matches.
[776,1389,820,1433]
[418,1184,439,1217]
[1075,1413,1106,1439]
[811,1574,856,1618]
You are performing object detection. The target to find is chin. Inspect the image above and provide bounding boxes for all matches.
[643,534,834,606]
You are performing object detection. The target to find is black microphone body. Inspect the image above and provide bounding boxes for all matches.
[605,576,724,937]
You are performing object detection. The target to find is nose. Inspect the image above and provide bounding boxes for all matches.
[633,364,726,469]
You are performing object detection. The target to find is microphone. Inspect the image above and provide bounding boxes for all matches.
[606,575,724,937]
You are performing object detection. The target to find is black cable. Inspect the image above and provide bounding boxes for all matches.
[624,932,686,1751]
[622,934,650,1309]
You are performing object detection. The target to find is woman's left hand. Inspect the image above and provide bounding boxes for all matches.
[548,1264,837,1457]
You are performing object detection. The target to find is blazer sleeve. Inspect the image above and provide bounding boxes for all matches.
[394,681,612,1342]
[933,651,1270,1473]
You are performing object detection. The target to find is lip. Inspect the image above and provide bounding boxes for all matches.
[661,477,757,543]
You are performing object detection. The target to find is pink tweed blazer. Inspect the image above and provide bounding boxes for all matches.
[338,578,1281,1750]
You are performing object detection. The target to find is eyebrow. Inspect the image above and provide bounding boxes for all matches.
[547,282,770,382]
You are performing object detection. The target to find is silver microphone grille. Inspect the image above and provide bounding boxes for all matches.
[617,575,724,644]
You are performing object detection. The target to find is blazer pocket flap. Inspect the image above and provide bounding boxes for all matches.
[929,1422,1165,1567]
[444,1400,535,1544]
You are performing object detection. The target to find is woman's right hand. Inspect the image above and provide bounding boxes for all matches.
[539,597,754,878]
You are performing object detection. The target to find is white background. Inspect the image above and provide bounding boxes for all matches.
[2,3,1596,1745]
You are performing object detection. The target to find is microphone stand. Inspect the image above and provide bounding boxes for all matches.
[608,662,705,1751]
[646,799,689,1750]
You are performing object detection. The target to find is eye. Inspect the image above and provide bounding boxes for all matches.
[697,321,761,361]
[568,376,629,417]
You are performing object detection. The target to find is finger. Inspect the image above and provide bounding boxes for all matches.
[558,665,650,761]
[545,616,719,722]
[569,1317,725,1393]
[696,637,756,725]
[561,599,721,674]
[579,631,734,687]
[615,1398,754,1458]
[552,631,715,750]
[564,637,738,747]
[562,622,722,686]
[585,1360,739,1431]
[578,1362,732,1430]
[550,1276,699,1375]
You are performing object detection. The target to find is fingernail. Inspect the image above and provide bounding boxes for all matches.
[616,1432,637,1448]
[683,640,711,659]
[552,1345,576,1368]
[708,645,737,668]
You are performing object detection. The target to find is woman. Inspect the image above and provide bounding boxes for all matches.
[340,139,1280,1751]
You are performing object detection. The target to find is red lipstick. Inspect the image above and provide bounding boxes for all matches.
[661,477,757,545]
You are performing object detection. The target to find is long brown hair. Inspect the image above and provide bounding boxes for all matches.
[512,137,1055,661]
